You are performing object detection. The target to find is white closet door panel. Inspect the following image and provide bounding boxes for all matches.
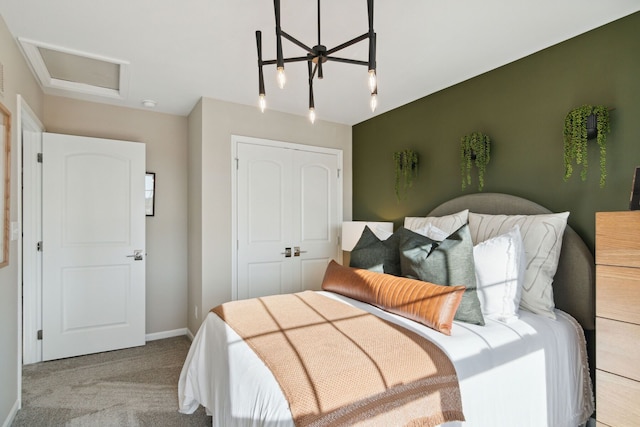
[237,143,294,300]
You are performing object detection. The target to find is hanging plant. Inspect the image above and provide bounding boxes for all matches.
[460,132,491,191]
[563,105,610,188]
[393,149,418,201]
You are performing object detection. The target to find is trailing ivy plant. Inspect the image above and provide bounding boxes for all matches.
[393,149,418,201]
[460,132,491,191]
[563,105,610,188]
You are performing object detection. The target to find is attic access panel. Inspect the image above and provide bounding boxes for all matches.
[18,38,129,99]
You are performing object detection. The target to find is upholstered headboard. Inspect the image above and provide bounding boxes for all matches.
[428,193,595,330]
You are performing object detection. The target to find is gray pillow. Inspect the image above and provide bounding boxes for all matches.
[349,226,401,276]
[399,224,485,326]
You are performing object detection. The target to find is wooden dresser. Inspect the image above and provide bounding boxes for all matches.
[595,211,640,427]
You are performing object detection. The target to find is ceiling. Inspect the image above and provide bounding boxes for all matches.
[1,1,638,125]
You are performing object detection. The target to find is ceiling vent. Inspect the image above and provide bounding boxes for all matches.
[18,38,129,100]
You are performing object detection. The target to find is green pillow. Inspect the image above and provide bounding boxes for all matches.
[349,226,401,276]
[399,224,485,326]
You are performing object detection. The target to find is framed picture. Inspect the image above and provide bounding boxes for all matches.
[630,166,640,211]
[0,101,11,269]
[145,172,155,216]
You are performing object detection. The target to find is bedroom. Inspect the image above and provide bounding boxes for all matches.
[0,2,639,426]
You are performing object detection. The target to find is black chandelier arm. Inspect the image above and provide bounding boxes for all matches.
[307,61,315,109]
[325,33,369,56]
[368,32,376,71]
[280,31,315,55]
[274,0,285,68]
[256,31,265,95]
[261,56,310,66]
[325,57,369,66]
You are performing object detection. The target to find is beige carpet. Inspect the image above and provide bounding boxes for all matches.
[12,336,211,426]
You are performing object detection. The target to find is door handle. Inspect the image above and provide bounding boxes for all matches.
[280,247,292,258]
[294,247,307,257]
[126,250,144,261]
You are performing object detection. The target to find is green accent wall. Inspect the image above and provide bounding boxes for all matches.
[353,12,640,252]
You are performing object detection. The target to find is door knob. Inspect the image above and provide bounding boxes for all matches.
[294,247,307,257]
[126,250,144,261]
[280,247,292,257]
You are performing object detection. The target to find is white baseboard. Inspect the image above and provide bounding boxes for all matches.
[186,328,195,341]
[145,328,189,342]
[2,398,19,427]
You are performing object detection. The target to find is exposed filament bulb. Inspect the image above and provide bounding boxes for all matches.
[277,67,286,89]
[370,92,378,112]
[259,94,266,112]
[368,69,377,93]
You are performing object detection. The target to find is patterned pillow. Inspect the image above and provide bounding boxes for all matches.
[468,212,569,319]
[404,209,469,236]
[399,224,484,326]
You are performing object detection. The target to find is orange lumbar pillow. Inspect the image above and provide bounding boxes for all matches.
[321,260,465,335]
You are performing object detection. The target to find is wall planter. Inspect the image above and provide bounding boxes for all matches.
[393,149,418,201]
[563,104,610,187]
[460,132,491,191]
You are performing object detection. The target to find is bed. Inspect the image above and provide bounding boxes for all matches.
[178,193,595,426]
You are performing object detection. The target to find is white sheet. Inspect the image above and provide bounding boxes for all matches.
[178,291,593,427]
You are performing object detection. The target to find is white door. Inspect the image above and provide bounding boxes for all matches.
[236,140,341,300]
[42,133,146,361]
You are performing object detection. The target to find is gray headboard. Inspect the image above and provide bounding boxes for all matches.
[428,193,595,330]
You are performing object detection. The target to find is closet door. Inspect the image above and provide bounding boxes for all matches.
[237,143,295,299]
[236,140,340,300]
[293,149,340,292]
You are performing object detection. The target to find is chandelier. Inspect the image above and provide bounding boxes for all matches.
[255,0,377,123]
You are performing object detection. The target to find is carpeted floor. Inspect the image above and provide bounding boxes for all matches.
[12,336,211,426]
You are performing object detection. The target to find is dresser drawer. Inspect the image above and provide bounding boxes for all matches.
[596,265,640,324]
[596,211,640,268]
[596,317,640,382]
[596,369,640,427]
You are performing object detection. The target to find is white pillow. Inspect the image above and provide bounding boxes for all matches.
[473,226,526,323]
[410,223,450,241]
[404,209,469,236]
[468,211,570,319]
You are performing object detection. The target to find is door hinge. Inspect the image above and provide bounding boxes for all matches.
[36,241,43,252]
[37,330,43,340]
[337,169,341,178]
[235,157,239,170]
[37,153,43,163]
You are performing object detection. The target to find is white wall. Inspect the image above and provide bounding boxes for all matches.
[187,97,352,334]
[0,14,44,426]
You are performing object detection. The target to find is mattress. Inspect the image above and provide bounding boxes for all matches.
[178,291,593,427]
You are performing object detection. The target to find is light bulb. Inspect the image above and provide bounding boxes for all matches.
[370,93,378,112]
[277,67,286,89]
[259,94,266,112]
[309,108,316,124]
[368,69,377,93]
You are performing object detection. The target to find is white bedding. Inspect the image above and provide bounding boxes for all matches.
[178,291,593,427]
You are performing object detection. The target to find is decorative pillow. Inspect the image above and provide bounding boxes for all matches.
[349,226,401,276]
[404,209,469,236]
[473,225,526,323]
[468,212,570,319]
[321,260,465,335]
[411,223,450,241]
[399,224,485,326]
